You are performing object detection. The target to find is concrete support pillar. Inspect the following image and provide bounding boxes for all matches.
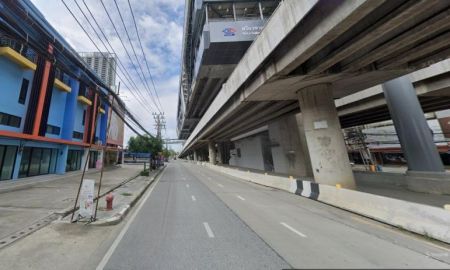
[193,150,198,161]
[217,143,224,164]
[297,84,355,189]
[56,145,69,174]
[383,76,444,172]
[295,114,314,177]
[208,141,216,165]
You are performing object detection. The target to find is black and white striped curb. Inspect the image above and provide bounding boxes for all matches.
[290,179,320,200]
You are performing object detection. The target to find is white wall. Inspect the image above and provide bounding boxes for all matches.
[230,135,265,171]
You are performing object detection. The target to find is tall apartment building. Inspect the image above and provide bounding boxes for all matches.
[79,52,117,88]
[79,52,124,165]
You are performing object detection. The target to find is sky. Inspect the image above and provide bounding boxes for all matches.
[30,0,185,151]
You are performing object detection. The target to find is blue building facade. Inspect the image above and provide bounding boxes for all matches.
[0,36,116,181]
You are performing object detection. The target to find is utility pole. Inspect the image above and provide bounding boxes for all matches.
[153,112,166,140]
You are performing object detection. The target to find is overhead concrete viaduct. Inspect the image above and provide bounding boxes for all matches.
[180,0,450,190]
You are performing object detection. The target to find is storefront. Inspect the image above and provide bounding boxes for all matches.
[66,149,83,172]
[18,147,58,178]
[0,145,18,180]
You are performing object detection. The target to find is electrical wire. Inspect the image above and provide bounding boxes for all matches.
[99,0,162,113]
[74,0,156,116]
[59,0,153,136]
[112,0,163,113]
[126,0,164,111]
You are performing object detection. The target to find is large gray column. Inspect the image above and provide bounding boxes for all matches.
[295,113,314,177]
[297,84,356,189]
[383,76,444,172]
[208,141,216,165]
[216,143,224,164]
[193,150,198,161]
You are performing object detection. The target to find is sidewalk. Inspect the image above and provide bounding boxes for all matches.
[63,167,164,226]
[0,164,144,247]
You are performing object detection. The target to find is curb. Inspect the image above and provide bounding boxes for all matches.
[197,162,450,244]
[55,170,144,218]
[91,166,165,226]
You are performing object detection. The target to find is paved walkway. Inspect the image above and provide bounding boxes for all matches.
[0,164,143,240]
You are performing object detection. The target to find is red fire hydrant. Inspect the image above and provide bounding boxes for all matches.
[105,192,114,211]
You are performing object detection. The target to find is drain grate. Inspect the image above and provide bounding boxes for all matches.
[0,213,58,250]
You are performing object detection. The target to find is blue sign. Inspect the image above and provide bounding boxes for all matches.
[223,27,237,36]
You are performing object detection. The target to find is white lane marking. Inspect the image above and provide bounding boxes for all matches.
[217,184,224,188]
[280,222,307,238]
[191,195,196,201]
[237,195,246,201]
[186,184,190,188]
[203,222,215,238]
[96,170,165,270]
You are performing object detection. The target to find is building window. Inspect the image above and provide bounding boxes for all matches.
[18,147,57,178]
[18,78,29,104]
[0,145,17,180]
[235,2,261,21]
[46,124,61,135]
[73,131,84,140]
[82,110,86,126]
[207,3,234,21]
[260,1,279,19]
[0,112,21,128]
[66,150,82,171]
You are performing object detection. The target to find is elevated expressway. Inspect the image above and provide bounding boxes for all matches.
[180,0,450,155]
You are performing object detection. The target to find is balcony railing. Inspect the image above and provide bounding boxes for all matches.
[0,36,38,64]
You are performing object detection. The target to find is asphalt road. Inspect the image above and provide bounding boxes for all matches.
[99,161,450,269]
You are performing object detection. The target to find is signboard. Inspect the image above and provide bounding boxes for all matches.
[79,179,95,218]
[209,20,265,43]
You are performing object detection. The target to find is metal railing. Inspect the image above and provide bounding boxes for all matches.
[0,36,38,63]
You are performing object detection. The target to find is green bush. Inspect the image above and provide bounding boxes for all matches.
[140,170,149,176]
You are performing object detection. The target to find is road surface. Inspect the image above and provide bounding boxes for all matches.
[98,161,450,269]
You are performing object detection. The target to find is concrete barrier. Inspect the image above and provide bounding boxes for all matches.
[199,162,450,244]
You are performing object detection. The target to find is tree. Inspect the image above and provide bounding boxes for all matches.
[127,135,163,155]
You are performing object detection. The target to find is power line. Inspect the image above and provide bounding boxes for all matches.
[75,0,156,115]
[59,0,153,137]
[111,0,163,113]
[126,0,163,111]
[99,0,162,113]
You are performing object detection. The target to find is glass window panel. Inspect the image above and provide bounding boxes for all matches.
[28,148,42,176]
[9,115,21,128]
[39,148,51,175]
[19,147,31,178]
[1,146,17,180]
[207,3,234,21]
[235,2,261,21]
[261,1,279,19]
[50,149,58,173]
[0,146,4,179]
